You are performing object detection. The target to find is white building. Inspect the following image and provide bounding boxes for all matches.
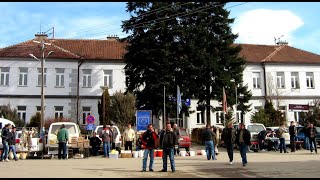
[1,35,320,133]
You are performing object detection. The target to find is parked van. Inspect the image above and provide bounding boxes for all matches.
[0,118,16,149]
[47,122,81,156]
[94,125,122,148]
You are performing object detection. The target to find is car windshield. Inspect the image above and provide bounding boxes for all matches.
[97,127,103,135]
[247,125,265,132]
[51,124,77,135]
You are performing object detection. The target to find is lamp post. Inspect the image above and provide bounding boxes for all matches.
[100,86,108,126]
[30,43,54,158]
[230,79,238,123]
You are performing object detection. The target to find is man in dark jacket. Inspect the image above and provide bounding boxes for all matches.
[90,132,102,156]
[160,123,177,173]
[172,124,180,156]
[8,126,18,161]
[141,124,158,172]
[235,123,251,167]
[110,124,118,150]
[258,129,267,152]
[221,122,235,164]
[1,123,11,162]
[202,124,216,161]
[306,123,318,154]
[289,121,297,152]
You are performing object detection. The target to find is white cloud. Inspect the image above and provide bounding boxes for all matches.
[232,9,304,45]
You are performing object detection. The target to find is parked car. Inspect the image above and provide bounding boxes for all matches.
[266,127,290,146]
[15,128,44,157]
[94,125,122,148]
[178,128,191,152]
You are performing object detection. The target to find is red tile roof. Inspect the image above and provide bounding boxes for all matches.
[1,38,320,64]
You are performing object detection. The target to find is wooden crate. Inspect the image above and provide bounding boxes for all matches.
[71,137,78,144]
[121,153,132,158]
[77,137,84,142]
[77,142,84,148]
[83,140,90,148]
[70,143,78,148]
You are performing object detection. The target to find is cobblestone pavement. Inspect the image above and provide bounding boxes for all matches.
[1,147,320,178]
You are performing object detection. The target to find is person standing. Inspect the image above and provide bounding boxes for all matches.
[57,124,69,159]
[110,124,118,150]
[278,123,288,153]
[1,123,11,162]
[289,121,297,152]
[8,126,18,161]
[258,129,267,152]
[123,123,135,151]
[140,124,158,172]
[160,123,177,172]
[202,124,216,161]
[172,124,180,156]
[221,122,236,164]
[89,132,102,156]
[306,123,318,154]
[99,125,112,158]
[235,123,251,167]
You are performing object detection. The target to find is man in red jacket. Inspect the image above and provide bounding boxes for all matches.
[140,124,158,172]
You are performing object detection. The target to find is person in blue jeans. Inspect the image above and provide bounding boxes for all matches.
[202,124,217,160]
[8,126,18,161]
[99,125,112,158]
[159,123,178,172]
[1,123,11,162]
[235,123,251,167]
[278,123,288,153]
[141,124,158,172]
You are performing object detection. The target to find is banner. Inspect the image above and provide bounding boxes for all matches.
[136,110,152,131]
[223,87,227,113]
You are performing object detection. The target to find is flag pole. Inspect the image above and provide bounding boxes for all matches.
[164,85,166,128]
[176,85,179,125]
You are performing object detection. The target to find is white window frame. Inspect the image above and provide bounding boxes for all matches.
[252,72,261,89]
[17,106,26,123]
[215,111,224,124]
[54,106,64,119]
[18,67,28,86]
[196,111,204,124]
[37,68,47,86]
[0,67,9,86]
[82,69,92,88]
[55,68,65,87]
[103,70,113,88]
[82,107,91,124]
[306,72,314,89]
[276,72,285,89]
[291,72,299,89]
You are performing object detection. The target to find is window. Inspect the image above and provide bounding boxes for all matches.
[306,72,314,88]
[276,72,285,89]
[37,68,47,86]
[82,107,91,124]
[55,68,65,87]
[215,111,224,124]
[252,72,261,89]
[196,111,204,124]
[0,67,9,86]
[17,106,26,123]
[54,106,64,119]
[103,70,113,88]
[235,111,241,123]
[291,72,299,89]
[18,67,28,86]
[82,69,92,88]
[36,106,45,113]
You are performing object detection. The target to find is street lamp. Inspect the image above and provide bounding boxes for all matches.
[100,86,108,126]
[230,79,238,123]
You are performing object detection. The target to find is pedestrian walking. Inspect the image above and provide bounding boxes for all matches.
[57,124,69,159]
[140,124,158,172]
[99,125,112,158]
[202,124,217,161]
[1,123,12,162]
[306,123,318,154]
[172,124,180,156]
[89,132,102,156]
[278,123,288,153]
[212,126,220,156]
[289,121,297,152]
[235,123,251,167]
[159,123,177,172]
[123,123,135,151]
[8,126,18,161]
[221,122,236,164]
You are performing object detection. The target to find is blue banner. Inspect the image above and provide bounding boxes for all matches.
[136,110,152,131]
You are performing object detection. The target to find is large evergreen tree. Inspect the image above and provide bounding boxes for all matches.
[122,2,252,125]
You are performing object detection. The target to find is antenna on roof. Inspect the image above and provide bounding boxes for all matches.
[274,35,288,46]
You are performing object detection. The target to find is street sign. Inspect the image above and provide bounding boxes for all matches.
[136,110,152,131]
[86,124,95,131]
[184,98,191,107]
[86,115,95,124]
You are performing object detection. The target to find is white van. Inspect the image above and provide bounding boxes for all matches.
[94,125,122,148]
[0,118,16,149]
[47,122,81,155]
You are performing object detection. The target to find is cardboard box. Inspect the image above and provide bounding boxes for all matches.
[70,143,77,148]
[71,137,78,143]
[78,137,84,142]
[121,153,132,158]
[109,154,119,159]
[77,142,84,148]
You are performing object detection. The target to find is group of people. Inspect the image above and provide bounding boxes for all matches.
[1,123,18,162]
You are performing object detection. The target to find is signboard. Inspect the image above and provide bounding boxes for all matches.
[168,96,191,107]
[136,110,152,131]
[86,115,95,124]
[86,124,95,131]
[289,104,309,111]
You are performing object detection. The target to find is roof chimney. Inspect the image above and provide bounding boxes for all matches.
[34,32,48,41]
[276,40,288,46]
[106,35,119,41]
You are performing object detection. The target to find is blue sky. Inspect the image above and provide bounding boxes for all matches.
[1,2,320,54]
